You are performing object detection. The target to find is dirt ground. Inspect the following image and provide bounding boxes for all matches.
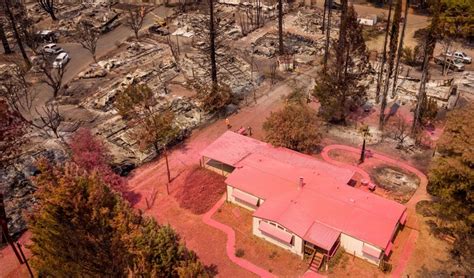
[372,165,420,203]
[213,202,308,277]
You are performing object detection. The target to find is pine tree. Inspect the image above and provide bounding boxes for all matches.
[392,0,410,96]
[314,5,368,123]
[379,0,402,129]
[28,161,132,277]
[375,0,394,103]
[28,160,213,277]
[412,0,441,134]
[428,103,474,271]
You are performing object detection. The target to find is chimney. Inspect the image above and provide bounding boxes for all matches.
[299,177,304,189]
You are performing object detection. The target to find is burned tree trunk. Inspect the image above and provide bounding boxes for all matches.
[3,0,30,65]
[375,0,393,103]
[209,0,218,86]
[412,0,440,134]
[37,0,57,21]
[392,0,409,97]
[0,21,12,54]
[323,0,332,72]
[321,0,327,34]
[379,0,402,129]
[278,0,284,55]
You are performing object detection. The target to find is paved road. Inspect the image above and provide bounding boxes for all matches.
[58,6,171,84]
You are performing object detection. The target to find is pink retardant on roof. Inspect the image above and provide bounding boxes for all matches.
[400,210,408,225]
[206,132,406,250]
[304,222,341,251]
[232,189,259,206]
[362,244,382,258]
[200,131,267,166]
[259,221,293,244]
[384,241,393,256]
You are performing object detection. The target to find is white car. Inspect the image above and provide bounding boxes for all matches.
[53,52,70,68]
[448,51,472,64]
[43,43,64,55]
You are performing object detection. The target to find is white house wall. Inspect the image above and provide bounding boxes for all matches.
[252,217,304,258]
[340,233,381,265]
[226,186,259,211]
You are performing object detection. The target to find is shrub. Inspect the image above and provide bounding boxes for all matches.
[235,249,245,258]
[328,247,345,269]
[379,260,393,273]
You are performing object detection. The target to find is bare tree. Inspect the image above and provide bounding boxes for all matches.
[209,0,218,86]
[126,6,150,40]
[35,102,63,138]
[412,0,441,134]
[0,62,70,138]
[385,114,411,148]
[1,0,30,65]
[37,54,66,98]
[0,20,12,54]
[278,0,284,55]
[379,0,402,129]
[323,0,332,71]
[17,11,41,54]
[37,0,57,21]
[321,0,327,34]
[74,20,100,62]
[375,0,394,103]
[392,0,409,97]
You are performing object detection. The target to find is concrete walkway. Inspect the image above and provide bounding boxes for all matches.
[202,196,276,278]
[320,144,429,278]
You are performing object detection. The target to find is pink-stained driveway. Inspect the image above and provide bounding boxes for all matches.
[320,144,429,277]
[203,196,276,278]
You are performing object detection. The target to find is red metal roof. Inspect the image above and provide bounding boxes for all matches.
[204,132,406,250]
[384,241,393,257]
[304,222,341,251]
[258,221,293,245]
[399,210,408,225]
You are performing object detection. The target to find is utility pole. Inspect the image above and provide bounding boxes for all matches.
[359,125,370,164]
[17,242,34,278]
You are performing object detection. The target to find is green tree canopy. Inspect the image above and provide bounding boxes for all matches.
[263,103,322,153]
[313,5,368,123]
[28,160,211,277]
[428,103,474,272]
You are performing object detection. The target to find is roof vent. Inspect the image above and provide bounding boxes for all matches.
[299,177,304,189]
[350,198,355,203]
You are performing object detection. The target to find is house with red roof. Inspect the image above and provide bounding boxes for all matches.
[200,131,407,267]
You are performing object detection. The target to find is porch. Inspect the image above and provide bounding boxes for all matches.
[201,156,235,177]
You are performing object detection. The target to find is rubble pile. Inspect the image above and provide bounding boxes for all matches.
[173,11,242,41]
[293,10,324,34]
[50,4,121,38]
[181,51,261,98]
[251,32,323,57]
[1,147,67,240]
[71,40,204,162]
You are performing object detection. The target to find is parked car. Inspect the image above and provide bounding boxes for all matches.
[434,56,465,72]
[43,43,64,55]
[447,51,472,64]
[36,30,58,43]
[53,52,70,68]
